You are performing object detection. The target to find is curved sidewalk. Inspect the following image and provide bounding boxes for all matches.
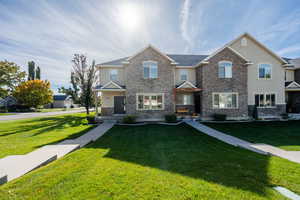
[185,120,300,164]
[0,121,115,185]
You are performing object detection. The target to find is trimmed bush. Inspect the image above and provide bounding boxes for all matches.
[122,115,137,124]
[281,113,289,120]
[212,113,227,121]
[165,114,177,123]
[7,104,33,112]
[0,107,8,113]
[86,115,96,124]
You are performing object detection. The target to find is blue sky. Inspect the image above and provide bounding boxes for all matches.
[0,0,300,92]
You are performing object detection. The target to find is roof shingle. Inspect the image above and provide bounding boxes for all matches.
[98,54,208,66]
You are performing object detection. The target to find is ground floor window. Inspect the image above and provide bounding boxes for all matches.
[213,93,238,109]
[255,93,276,107]
[137,93,164,110]
[176,93,194,105]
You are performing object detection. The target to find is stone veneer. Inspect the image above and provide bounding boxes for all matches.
[101,107,113,116]
[124,47,175,119]
[248,105,286,118]
[196,48,248,119]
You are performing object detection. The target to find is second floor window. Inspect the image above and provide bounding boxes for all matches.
[143,61,158,79]
[180,69,188,81]
[110,69,118,81]
[218,61,232,78]
[258,64,272,79]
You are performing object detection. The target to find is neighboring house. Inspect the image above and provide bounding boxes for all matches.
[0,96,17,108]
[45,95,73,108]
[283,57,300,113]
[94,33,299,120]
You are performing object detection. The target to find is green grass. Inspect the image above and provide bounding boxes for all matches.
[0,124,299,199]
[36,108,70,113]
[204,121,300,151]
[0,113,15,116]
[0,113,94,158]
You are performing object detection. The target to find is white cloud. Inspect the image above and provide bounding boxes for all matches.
[180,0,192,51]
[277,44,300,56]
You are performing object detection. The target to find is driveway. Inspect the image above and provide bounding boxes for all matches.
[0,109,88,121]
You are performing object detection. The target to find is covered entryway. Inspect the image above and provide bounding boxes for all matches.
[173,81,202,115]
[114,96,126,114]
[285,81,300,113]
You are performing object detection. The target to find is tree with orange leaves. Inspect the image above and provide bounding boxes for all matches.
[13,80,53,108]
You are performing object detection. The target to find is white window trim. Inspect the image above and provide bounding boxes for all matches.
[136,93,164,110]
[143,60,158,79]
[218,61,232,78]
[179,69,188,81]
[258,63,272,80]
[109,69,118,81]
[212,92,239,109]
[254,92,277,108]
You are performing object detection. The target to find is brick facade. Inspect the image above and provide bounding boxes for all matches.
[124,47,175,119]
[196,48,248,119]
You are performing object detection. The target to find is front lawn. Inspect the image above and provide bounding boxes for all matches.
[36,108,71,113]
[0,124,299,199]
[204,121,300,151]
[0,113,15,116]
[0,113,94,158]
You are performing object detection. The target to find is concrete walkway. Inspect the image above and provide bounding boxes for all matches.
[185,120,300,164]
[0,108,88,121]
[0,121,115,184]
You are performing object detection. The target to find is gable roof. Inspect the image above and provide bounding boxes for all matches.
[176,81,197,89]
[101,81,123,89]
[227,33,287,64]
[126,45,177,64]
[290,58,300,68]
[98,54,208,66]
[167,54,208,66]
[200,46,249,65]
[97,33,292,67]
[99,57,129,66]
[285,81,300,88]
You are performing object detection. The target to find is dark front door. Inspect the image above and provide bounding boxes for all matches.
[114,96,125,114]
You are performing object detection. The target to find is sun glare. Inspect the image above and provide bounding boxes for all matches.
[118,3,140,31]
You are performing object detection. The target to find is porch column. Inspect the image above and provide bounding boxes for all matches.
[94,91,98,117]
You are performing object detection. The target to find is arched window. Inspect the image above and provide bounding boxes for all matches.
[218,61,232,78]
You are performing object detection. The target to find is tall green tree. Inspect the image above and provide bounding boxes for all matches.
[36,66,41,80]
[0,60,26,98]
[72,54,96,115]
[28,61,35,80]
[58,72,80,104]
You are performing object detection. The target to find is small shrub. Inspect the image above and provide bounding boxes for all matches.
[8,104,32,112]
[122,115,137,124]
[86,115,96,124]
[0,107,8,113]
[165,114,177,123]
[281,113,289,119]
[212,113,227,121]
